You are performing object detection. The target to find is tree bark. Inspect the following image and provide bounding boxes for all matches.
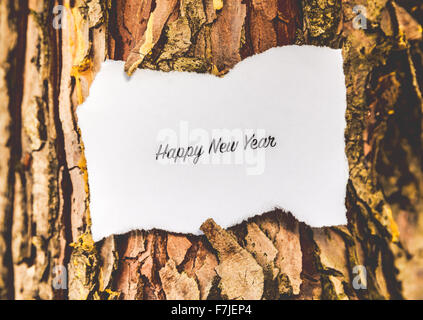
[0,0,422,300]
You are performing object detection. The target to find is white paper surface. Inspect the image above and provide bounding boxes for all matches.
[77,45,349,241]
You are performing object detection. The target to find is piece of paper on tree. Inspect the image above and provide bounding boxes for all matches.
[77,45,349,241]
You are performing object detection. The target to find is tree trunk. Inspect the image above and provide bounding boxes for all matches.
[0,0,422,300]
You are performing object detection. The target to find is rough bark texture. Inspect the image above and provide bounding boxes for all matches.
[0,0,423,300]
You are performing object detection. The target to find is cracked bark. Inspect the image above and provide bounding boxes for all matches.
[1,0,423,300]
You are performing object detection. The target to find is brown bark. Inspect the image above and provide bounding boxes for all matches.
[0,0,423,300]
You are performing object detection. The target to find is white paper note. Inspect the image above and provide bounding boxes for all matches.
[77,45,349,241]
